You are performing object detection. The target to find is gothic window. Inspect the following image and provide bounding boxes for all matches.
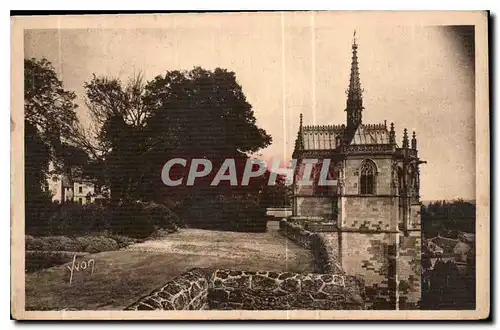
[359,159,377,195]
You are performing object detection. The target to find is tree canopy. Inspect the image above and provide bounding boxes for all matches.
[79,67,272,204]
[24,58,81,231]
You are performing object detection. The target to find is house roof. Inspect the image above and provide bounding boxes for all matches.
[61,174,72,188]
[429,236,459,255]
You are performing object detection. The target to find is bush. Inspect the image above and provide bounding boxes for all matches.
[109,202,156,239]
[143,202,181,231]
[83,204,111,232]
[25,191,57,236]
[26,235,84,251]
[179,194,267,232]
[104,234,137,248]
[31,200,177,239]
[47,203,84,236]
[25,235,51,251]
[46,203,112,236]
[76,236,119,253]
[26,234,125,254]
[43,236,84,251]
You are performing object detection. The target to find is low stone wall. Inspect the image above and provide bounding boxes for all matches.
[209,269,364,310]
[278,219,314,249]
[125,268,365,310]
[279,219,343,274]
[288,216,324,227]
[125,268,211,310]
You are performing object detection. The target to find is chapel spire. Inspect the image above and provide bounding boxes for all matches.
[294,113,304,152]
[346,30,364,131]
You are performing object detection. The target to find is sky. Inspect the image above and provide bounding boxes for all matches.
[24,12,476,201]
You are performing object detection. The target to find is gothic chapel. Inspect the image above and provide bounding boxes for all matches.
[291,32,425,309]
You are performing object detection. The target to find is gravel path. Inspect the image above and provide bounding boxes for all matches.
[124,221,313,267]
[25,221,315,310]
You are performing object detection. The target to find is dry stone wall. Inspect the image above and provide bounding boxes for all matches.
[125,268,211,310]
[125,268,365,310]
[279,219,343,274]
[209,269,364,310]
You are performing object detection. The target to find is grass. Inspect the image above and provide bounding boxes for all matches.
[25,221,315,311]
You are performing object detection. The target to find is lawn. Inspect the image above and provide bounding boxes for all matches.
[25,221,315,310]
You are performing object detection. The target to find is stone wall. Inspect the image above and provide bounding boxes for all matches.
[279,220,343,274]
[280,218,421,310]
[295,197,335,220]
[125,267,366,310]
[278,219,314,249]
[125,268,211,310]
[340,196,398,231]
[398,232,421,309]
[409,204,421,230]
[343,157,392,196]
[338,232,398,309]
[209,269,364,310]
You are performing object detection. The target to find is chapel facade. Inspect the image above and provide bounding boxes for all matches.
[291,33,424,309]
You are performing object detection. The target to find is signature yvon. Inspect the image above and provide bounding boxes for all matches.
[66,254,95,285]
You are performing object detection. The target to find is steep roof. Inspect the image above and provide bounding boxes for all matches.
[350,124,391,145]
[297,123,391,151]
[301,124,345,150]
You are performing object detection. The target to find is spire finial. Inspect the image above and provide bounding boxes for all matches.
[294,114,305,152]
[411,131,417,150]
[389,122,396,144]
[402,128,409,148]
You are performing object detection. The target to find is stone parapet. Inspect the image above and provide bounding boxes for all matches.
[125,267,366,310]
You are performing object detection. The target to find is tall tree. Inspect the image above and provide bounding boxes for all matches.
[25,58,78,148]
[24,58,80,231]
[143,67,272,202]
[82,67,272,204]
[81,73,154,203]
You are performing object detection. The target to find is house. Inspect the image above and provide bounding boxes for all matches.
[48,169,107,205]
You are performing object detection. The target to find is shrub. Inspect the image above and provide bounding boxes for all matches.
[179,194,267,232]
[82,204,111,233]
[80,236,119,253]
[42,236,84,251]
[25,235,51,251]
[26,234,127,254]
[46,203,112,236]
[25,191,56,236]
[46,203,86,236]
[143,202,180,231]
[25,235,85,252]
[109,202,156,239]
[104,234,137,248]
[34,200,176,240]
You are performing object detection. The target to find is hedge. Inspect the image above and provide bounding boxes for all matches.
[25,234,133,253]
[31,202,180,239]
[178,195,267,232]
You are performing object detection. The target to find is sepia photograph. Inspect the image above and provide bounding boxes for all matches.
[10,11,489,320]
